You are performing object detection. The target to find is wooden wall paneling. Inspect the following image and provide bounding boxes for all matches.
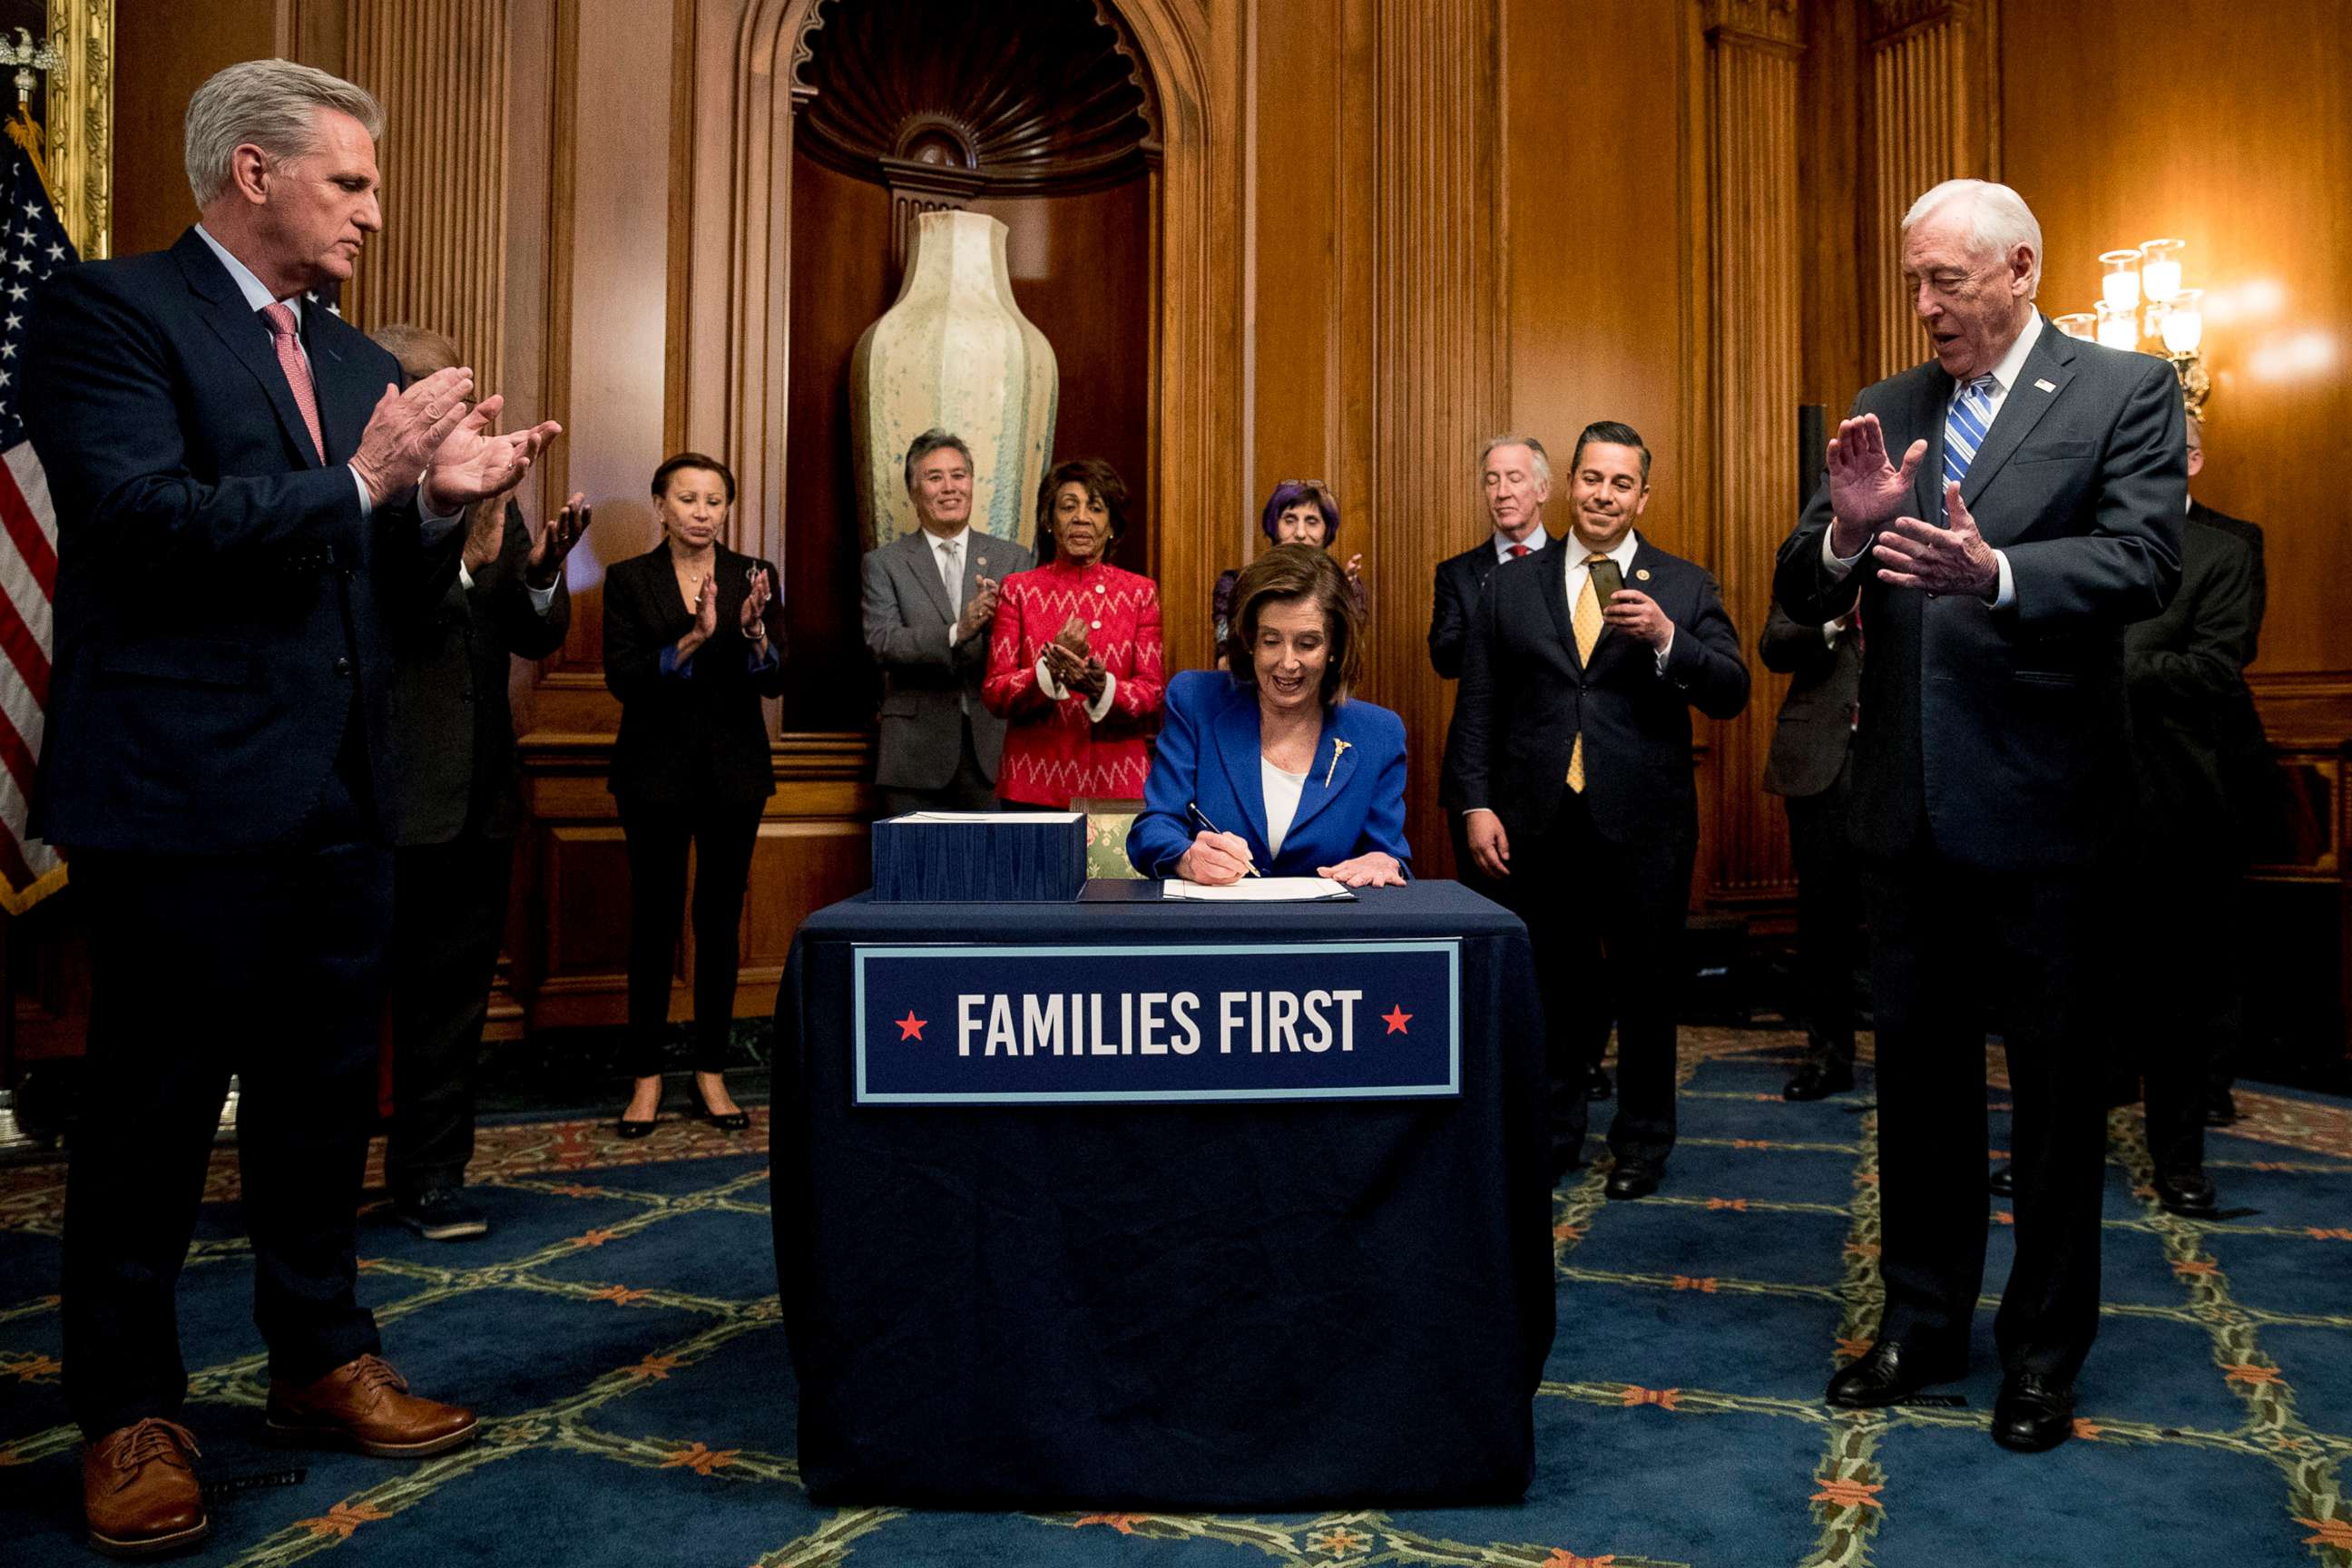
[781,150,896,731]
[1248,0,1348,594]
[1367,0,1504,881]
[1858,0,1994,381]
[1797,0,1862,417]
[970,181,1157,571]
[2001,0,2352,687]
[1699,0,1802,907]
[344,0,513,397]
[109,0,278,259]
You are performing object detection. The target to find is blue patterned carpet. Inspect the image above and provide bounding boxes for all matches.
[3,1029,2349,1566]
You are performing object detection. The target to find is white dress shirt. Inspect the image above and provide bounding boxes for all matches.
[1261,759,1308,858]
[1492,526,1551,564]
[1825,310,2042,610]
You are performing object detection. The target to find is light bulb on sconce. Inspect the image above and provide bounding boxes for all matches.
[2094,300,2139,350]
[2100,251,2144,310]
[2139,239,2184,304]
[2161,289,2204,355]
[2052,312,2096,340]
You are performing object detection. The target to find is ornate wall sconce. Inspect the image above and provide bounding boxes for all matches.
[2056,237,2210,418]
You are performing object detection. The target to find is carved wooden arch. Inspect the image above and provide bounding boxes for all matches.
[705,0,1236,677]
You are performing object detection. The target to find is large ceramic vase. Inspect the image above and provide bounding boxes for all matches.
[850,210,1059,553]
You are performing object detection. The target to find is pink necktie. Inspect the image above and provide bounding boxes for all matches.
[260,302,326,464]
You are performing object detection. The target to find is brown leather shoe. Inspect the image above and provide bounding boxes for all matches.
[265,1354,477,1458]
[83,1418,209,1558]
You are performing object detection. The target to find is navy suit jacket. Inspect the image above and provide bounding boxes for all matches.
[24,227,451,852]
[1128,670,1411,878]
[1427,538,1513,680]
[1773,319,2183,871]
[1443,535,1749,846]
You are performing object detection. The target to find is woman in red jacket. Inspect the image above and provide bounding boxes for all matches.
[982,459,1166,806]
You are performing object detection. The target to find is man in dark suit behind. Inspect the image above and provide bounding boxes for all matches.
[1428,435,1553,681]
[374,324,588,1244]
[2186,415,2265,665]
[2121,490,2255,1219]
[861,428,1035,817]
[2184,413,2270,1125]
[1759,600,1864,1101]
[1446,421,1749,1200]
[1774,179,2183,1453]
[24,61,556,1554]
[1427,436,1571,972]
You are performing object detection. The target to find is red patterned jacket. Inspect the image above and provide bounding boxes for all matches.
[982,559,1166,806]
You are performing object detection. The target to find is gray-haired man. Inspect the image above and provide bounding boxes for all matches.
[27,57,556,1553]
[860,429,1034,816]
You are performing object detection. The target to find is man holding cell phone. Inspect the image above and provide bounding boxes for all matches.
[1443,421,1749,1196]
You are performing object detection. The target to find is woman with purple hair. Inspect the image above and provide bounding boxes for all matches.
[1211,480,1366,666]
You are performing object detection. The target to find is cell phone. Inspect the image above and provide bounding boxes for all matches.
[1589,559,1624,601]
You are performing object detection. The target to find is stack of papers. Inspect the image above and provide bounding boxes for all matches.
[1161,877,1356,902]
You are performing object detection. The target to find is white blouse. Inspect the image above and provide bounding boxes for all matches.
[1261,759,1309,858]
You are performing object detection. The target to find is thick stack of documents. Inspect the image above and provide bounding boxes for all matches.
[871,811,1089,902]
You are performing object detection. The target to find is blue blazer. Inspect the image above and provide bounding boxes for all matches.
[1128,670,1411,878]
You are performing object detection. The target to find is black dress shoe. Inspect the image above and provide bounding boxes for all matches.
[1991,1370,2075,1452]
[615,1112,659,1140]
[2154,1169,2220,1219]
[394,1188,489,1241]
[1584,1063,1612,1102]
[2205,1090,2239,1127]
[1988,1161,2014,1198]
[1825,1339,1965,1409]
[691,1097,750,1133]
[1603,1162,1660,1201]
[1783,1061,1855,1101]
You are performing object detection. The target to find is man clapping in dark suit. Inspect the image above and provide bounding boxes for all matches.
[1446,422,1749,1199]
[1775,179,2182,1453]
[861,429,1035,817]
[374,324,588,1244]
[24,61,556,1554]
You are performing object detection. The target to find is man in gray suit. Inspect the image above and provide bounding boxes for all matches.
[1776,179,2182,1453]
[862,429,1035,817]
[1758,599,1863,1101]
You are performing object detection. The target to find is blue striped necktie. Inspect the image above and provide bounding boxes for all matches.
[1942,374,2000,486]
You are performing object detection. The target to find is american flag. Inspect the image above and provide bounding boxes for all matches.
[0,130,76,913]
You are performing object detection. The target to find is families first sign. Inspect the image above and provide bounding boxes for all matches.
[851,939,1461,1106]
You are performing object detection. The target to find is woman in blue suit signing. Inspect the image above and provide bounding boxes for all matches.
[1130,544,1410,886]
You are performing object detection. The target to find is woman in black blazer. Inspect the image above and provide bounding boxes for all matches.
[603,453,788,1136]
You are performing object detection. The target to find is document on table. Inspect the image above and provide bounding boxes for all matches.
[1161,877,1357,902]
[894,810,1084,823]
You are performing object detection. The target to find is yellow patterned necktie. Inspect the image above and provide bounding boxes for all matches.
[1566,555,1604,792]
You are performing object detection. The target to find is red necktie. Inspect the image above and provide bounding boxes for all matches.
[260,301,327,464]
[1507,544,1531,559]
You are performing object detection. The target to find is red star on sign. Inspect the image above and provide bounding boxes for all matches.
[896,1011,926,1041]
[1381,1004,1412,1034]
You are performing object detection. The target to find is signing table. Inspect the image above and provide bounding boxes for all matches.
[770,880,1553,1509]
